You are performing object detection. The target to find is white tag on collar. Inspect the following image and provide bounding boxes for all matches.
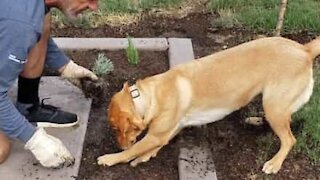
[129,85,140,98]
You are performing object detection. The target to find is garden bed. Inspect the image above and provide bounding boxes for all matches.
[63,50,180,179]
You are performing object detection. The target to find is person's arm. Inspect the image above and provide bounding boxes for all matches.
[0,20,39,142]
[45,37,70,70]
[0,92,36,143]
[45,37,98,85]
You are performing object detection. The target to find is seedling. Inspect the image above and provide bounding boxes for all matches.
[126,37,139,65]
[93,53,114,76]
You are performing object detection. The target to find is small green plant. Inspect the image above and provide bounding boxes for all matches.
[92,53,114,76]
[126,37,139,65]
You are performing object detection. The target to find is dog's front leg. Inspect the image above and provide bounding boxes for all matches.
[130,125,182,167]
[130,147,161,167]
[97,134,161,167]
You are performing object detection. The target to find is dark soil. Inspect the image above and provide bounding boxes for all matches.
[52,12,320,180]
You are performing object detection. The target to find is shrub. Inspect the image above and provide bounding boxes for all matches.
[92,53,114,76]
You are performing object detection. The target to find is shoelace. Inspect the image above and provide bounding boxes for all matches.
[40,98,59,111]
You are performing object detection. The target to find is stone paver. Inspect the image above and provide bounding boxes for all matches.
[168,38,218,180]
[168,38,195,67]
[0,77,91,180]
[179,144,217,180]
[53,38,169,51]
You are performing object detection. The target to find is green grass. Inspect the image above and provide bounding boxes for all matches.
[293,69,320,164]
[52,0,320,32]
[99,0,183,13]
[208,0,320,33]
[52,0,183,27]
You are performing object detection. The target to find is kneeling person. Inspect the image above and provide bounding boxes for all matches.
[0,0,98,167]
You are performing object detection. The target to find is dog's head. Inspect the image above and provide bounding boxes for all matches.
[108,82,145,150]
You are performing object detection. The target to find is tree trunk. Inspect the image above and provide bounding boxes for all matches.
[275,0,288,36]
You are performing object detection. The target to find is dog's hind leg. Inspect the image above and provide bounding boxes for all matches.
[261,110,295,174]
[261,71,313,174]
[261,82,308,173]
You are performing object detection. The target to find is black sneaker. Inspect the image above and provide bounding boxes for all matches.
[24,98,79,128]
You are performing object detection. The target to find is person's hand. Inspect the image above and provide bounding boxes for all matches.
[24,128,74,168]
[59,60,98,86]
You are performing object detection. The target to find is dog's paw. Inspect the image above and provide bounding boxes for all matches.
[262,160,282,174]
[97,154,119,167]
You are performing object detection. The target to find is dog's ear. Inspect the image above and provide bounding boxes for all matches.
[107,100,121,129]
[110,111,130,134]
[122,82,129,91]
[121,82,133,99]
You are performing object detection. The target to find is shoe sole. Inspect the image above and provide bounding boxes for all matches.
[35,118,79,128]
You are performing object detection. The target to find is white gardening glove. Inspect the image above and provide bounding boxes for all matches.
[24,128,74,168]
[60,60,98,86]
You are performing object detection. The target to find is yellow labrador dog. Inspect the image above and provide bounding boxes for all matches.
[98,37,320,174]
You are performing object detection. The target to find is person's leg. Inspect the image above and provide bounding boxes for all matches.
[0,132,10,164]
[17,13,50,107]
[16,13,78,127]
[20,13,51,78]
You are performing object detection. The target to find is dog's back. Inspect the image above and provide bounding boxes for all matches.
[167,37,318,110]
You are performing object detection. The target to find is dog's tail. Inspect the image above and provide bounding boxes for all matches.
[305,37,320,60]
